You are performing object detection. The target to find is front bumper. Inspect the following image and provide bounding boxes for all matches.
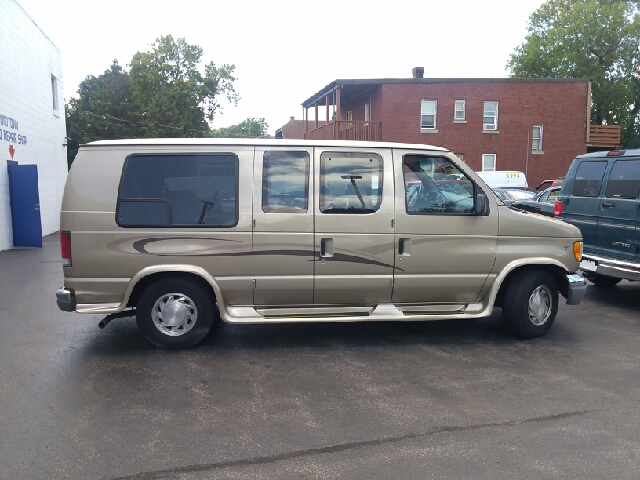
[565,274,587,305]
[56,287,76,312]
[580,254,640,282]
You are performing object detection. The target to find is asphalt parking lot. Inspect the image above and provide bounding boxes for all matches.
[1,234,639,480]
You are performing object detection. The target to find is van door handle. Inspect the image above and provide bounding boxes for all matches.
[320,238,333,257]
[602,202,615,208]
[399,238,411,256]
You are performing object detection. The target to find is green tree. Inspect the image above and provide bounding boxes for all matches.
[129,35,239,137]
[210,118,268,138]
[65,60,147,166]
[65,36,240,165]
[507,0,640,147]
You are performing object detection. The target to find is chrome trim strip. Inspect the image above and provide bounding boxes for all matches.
[76,303,121,314]
[399,304,467,314]
[582,253,640,271]
[256,306,374,317]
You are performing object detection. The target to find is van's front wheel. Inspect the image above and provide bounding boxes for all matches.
[503,270,558,339]
[136,277,214,348]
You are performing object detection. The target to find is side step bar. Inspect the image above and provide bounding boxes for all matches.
[223,303,488,324]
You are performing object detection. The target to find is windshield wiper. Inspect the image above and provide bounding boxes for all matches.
[341,175,366,209]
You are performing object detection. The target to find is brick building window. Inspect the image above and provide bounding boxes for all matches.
[483,101,498,131]
[482,154,496,171]
[532,125,543,152]
[421,100,437,129]
[454,100,466,121]
[51,75,59,112]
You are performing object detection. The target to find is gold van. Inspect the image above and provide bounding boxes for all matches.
[56,139,586,348]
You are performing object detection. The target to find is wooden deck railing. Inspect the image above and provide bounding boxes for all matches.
[304,121,382,141]
[588,125,621,147]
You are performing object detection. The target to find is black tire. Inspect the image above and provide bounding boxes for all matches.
[586,273,621,288]
[136,277,215,348]
[503,270,559,339]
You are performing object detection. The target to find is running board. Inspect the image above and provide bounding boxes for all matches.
[223,303,487,324]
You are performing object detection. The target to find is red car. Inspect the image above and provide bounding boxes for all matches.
[535,176,564,192]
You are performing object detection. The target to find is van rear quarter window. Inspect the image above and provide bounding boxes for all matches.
[117,153,239,227]
[605,160,640,199]
[571,161,607,197]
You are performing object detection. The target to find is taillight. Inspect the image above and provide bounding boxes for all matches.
[554,200,563,218]
[60,231,71,267]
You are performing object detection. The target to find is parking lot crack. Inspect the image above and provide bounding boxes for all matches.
[109,409,600,480]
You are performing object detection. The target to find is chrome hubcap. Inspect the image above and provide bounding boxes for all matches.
[528,285,552,326]
[151,293,198,336]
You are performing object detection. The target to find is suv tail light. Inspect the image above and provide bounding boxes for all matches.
[554,200,563,218]
[60,231,72,266]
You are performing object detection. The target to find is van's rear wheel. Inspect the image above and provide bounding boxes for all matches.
[136,277,214,348]
[503,270,558,339]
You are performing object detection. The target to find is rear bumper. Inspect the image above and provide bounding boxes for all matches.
[565,274,587,305]
[580,254,640,282]
[56,287,76,312]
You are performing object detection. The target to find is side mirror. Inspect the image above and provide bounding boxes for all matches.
[475,193,489,216]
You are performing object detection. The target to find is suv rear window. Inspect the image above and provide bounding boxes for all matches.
[605,160,640,199]
[572,161,607,197]
[117,154,239,227]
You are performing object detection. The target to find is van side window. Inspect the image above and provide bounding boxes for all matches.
[319,152,383,214]
[262,151,309,213]
[117,154,238,227]
[605,160,640,199]
[572,161,607,197]
[403,155,475,214]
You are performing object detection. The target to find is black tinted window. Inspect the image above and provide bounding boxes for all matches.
[605,160,640,199]
[572,161,607,197]
[262,151,309,213]
[117,154,238,227]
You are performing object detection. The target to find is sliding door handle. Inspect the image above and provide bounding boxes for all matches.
[399,238,411,256]
[320,238,333,257]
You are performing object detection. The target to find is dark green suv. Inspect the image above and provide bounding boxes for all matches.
[556,150,640,287]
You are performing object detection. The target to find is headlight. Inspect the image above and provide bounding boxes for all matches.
[573,241,583,262]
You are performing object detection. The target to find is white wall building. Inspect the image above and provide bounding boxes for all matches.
[0,0,68,250]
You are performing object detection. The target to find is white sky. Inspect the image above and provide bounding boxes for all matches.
[16,0,545,135]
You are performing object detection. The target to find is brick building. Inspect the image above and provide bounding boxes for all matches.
[299,70,620,187]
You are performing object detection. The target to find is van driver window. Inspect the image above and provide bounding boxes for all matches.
[403,155,475,214]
